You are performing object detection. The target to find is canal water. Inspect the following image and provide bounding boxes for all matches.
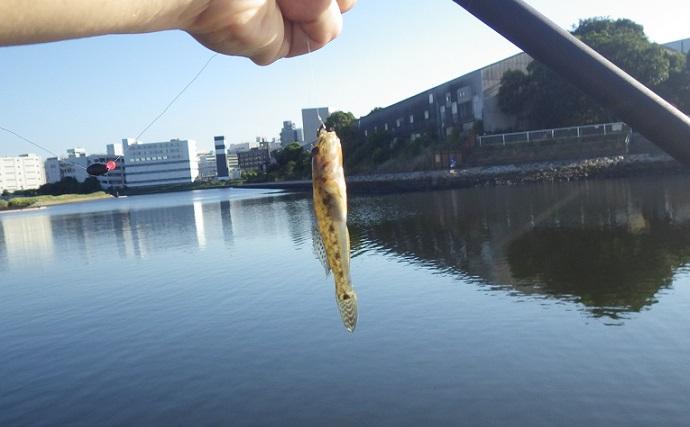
[2,177,690,426]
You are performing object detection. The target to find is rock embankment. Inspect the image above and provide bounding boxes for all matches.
[239,154,686,194]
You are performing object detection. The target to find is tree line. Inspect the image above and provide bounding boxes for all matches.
[498,18,690,130]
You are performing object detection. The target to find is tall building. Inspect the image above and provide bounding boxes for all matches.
[280,121,304,146]
[0,154,46,193]
[358,53,532,139]
[123,138,199,187]
[214,136,230,180]
[302,107,330,146]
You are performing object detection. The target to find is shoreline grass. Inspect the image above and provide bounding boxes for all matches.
[0,192,112,211]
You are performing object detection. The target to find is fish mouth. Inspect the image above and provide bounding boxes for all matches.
[336,291,358,333]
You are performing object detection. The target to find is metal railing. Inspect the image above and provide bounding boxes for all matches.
[477,122,630,146]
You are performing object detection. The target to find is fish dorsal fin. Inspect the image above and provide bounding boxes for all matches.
[312,223,331,276]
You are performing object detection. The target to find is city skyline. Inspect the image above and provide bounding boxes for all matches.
[2,0,689,156]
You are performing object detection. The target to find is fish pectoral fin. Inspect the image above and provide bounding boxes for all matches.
[312,223,331,276]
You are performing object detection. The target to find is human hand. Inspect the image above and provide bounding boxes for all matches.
[185,0,356,65]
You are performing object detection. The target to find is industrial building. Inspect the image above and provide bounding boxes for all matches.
[358,53,532,140]
[122,138,199,187]
[0,153,46,193]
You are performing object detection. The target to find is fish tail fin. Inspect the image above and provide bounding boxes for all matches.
[337,290,358,333]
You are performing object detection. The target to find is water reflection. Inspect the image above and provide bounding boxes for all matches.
[0,214,54,268]
[0,195,267,267]
[351,177,690,318]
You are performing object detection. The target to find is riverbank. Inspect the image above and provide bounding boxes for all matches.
[0,192,112,212]
[238,153,687,194]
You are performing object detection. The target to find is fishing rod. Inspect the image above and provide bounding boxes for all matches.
[451,0,690,167]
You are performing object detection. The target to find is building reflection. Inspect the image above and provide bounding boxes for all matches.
[350,177,690,318]
[0,213,54,268]
[219,200,234,246]
[193,201,207,248]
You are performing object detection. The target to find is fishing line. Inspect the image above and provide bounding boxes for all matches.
[133,53,219,143]
[0,125,89,171]
[0,53,219,174]
[305,39,325,127]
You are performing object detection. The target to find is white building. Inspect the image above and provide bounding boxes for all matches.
[63,148,89,182]
[45,147,89,183]
[0,154,46,193]
[86,154,125,189]
[197,150,218,180]
[302,107,330,146]
[123,138,198,187]
[44,157,61,183]
[45,147,117,185]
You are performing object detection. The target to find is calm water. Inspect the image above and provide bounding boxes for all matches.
[2,178,690,426]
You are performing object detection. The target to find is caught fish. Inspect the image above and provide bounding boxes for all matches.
[312,127,358,332]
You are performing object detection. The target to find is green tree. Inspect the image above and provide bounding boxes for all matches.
[659,50,690,112]
[498,17,687,129]
[80,176,102,194]
[268,142,312,180]
[325,111,356,132]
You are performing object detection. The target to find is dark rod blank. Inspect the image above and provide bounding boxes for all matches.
[452,0,690,166]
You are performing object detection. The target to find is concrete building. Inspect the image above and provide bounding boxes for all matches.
[664,38,690,54]
[227,153,241,179]
[107,143,124,157]
[302,107,330,146]
[214,136,230,180]
[123,138,199,187]
[44,157,61,183]
[62,147,89,182]
[0,154,46,193]
[280,121,304,146]
[45,147,120,186]
[257,137,281,153]
[227,152,239,169]
[197,151,217,180]
[237,148,270,172]
[227,142,254,153]
[87,154,125,189]
[358,53,532,140]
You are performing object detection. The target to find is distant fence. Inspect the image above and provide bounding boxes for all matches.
[477,122,630,146]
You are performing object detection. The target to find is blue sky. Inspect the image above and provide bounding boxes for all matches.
[1,0,688,156]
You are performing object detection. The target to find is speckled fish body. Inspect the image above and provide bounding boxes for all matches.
[312,128,358,332]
